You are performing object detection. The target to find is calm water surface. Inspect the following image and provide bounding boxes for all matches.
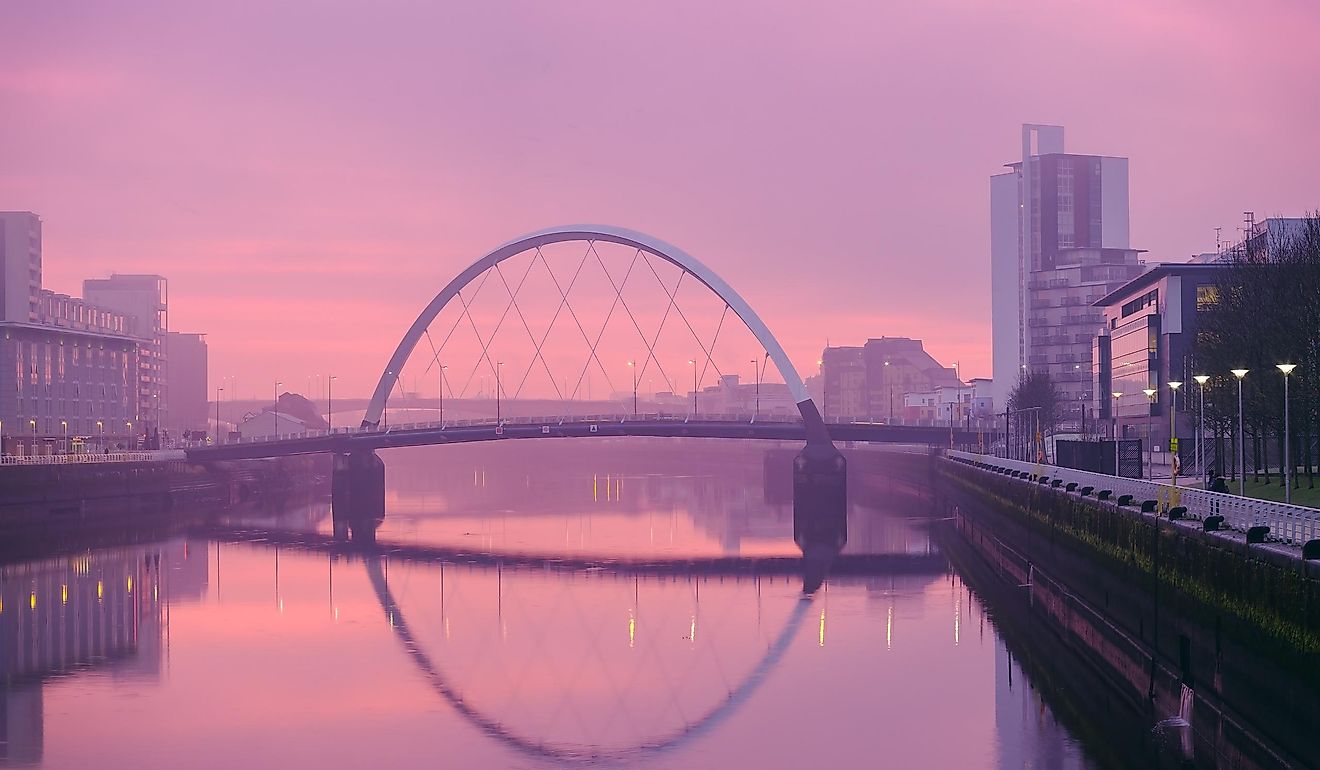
[3,440,1104,769]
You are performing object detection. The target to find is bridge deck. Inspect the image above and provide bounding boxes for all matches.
[187,414,988,461]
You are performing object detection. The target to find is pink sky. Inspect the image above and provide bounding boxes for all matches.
[3,1,1318,399]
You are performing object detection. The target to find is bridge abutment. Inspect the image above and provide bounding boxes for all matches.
[332,450,385,543]
[793,439,847,593]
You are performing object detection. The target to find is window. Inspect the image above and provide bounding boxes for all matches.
[1196,284,1219,310]
[1120,288,1158,318]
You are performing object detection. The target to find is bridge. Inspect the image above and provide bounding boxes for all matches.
[193,224,982,550]
[186,414,983,462]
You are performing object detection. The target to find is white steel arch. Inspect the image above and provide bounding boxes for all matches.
[362,225,830,444]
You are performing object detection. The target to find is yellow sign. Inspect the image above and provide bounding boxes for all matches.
[1169,437,1179,452]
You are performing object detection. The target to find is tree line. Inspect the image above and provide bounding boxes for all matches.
[1194,214,1320,490]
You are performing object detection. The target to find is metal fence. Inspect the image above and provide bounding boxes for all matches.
[0,450,187,466]
[947,449,1319,547]
[1055,439,1143,478]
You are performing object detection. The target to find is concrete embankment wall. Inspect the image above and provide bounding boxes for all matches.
[939,455,1320,769]
[0,456,328,559]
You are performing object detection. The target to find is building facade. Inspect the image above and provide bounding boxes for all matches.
[991,125,1146,430]
[1092,263,1229,462]
[84,274,169,434]
[165,332,208,434]
[0,212,42,323]
[821,337,963,421]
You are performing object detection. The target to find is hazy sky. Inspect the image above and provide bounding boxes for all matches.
[3,0,1318,399]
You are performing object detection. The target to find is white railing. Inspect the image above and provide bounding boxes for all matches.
[0,450,187,466]
[948,450,1320,547]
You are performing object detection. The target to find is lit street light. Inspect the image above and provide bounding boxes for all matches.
[1277,364,1297,504]
[496,361,504,426]
[1142,388,1157,480]
[216,386,224,445]
[1111,390,1122,475]
[328,375,337,432]
[1193,375,1209,483]
[274,381,283,439]
[1232,369,1248,496]
[61,420,68,453]
[689,360,698,415]
[1168,380,1183,487]
[628,361,638,416]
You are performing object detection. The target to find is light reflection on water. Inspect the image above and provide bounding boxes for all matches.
[1,441,1098,769]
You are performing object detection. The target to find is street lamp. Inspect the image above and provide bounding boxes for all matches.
[31,419,37,455]
[1111,390,1122,475]
[97,420,104,452]
[1232,369,1248,496]
[274,381,283,439]
[750,357,763,420]
[689,360,698,415]
[1278,364,1297,504]
[328,375,337,432]
[1168,381,1183,486]
[61,420,68,453]
[495,362,504,425]
[216,386,224,445]
[126,420,133,450]
[628,361,638,416]
[437,367,445,426]
[1142,388,1157,480]
[1193,375,1209,483]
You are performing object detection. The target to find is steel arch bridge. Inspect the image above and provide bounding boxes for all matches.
[359,224,835,451]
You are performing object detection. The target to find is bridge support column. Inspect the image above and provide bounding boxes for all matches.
[793,420,847,593]
[332,450,385,543]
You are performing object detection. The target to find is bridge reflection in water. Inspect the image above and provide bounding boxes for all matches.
[3,442,1136,769]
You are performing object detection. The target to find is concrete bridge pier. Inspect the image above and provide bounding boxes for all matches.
[793,436,848,593]
[332,450,385,543]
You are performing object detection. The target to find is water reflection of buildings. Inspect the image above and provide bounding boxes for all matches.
[0,539,207,765]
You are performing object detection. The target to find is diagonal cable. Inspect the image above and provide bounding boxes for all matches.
[640,252,726,381]
[452,256,539,400]
[588,244,685,406]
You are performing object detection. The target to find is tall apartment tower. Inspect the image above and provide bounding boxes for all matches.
[990,125,1145,430]
[0,212,42,322]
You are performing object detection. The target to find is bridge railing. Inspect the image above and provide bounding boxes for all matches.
[0,450,188,466]
[948,450,1320,546]
[211,412,816,446]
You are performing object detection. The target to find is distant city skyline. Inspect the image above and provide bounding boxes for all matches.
[3,1,1318,396]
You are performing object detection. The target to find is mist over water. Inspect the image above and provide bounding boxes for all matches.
[5,440,1108,769]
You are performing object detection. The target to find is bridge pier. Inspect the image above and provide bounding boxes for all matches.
[793,438,847,594]
[332,450,385,543]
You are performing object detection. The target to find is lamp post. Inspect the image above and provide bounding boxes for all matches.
[31,419,37,455]
[689,359,698,415]
[274,381,282,439]
[749,358,759,420]
[495,362,503,425]
[126,420,132,451]
[629,361,638,416]
[1168,381,1183,487]
[97,420,103,452]
[1111,390,1122,476]
[437,367,445,425]
[328,375,337,432]
[384,371,393,429]
[1232,369,1248,496]
[1193,375,1209,483]
[1277,364,1297,504]
[1142,388,1157,480]
[216,386,224,445]
[61,420,68,453]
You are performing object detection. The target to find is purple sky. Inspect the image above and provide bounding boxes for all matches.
[3,0,1318,398]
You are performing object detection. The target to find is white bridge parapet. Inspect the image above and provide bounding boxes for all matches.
[948,449,1320,548]
[0,450,187,466]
